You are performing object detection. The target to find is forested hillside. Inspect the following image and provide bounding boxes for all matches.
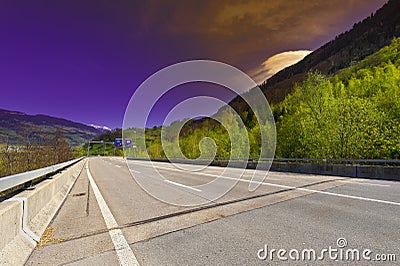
[0,109,102,146]
[275,38,400,159]
[229,0,400,110]
[140,38,400,160]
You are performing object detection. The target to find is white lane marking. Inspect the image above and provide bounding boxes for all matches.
[128,161,289,181]
[164,179,202,192]
[128,162,222,177]
[86,162,139,266]
[351,182,390,187]
[130,162,400,207]
[334,179,390,187]
[219,175,400,207]
[115,165,122,168]
[131,169,141,174]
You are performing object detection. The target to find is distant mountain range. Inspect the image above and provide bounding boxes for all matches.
[0,109,106,146]
[88,124,112,131]
[229,0,400,112]
[2,1,397,149]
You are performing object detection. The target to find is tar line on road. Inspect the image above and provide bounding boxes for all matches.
[86,161,140,266]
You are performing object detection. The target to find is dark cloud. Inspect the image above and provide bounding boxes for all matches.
[137,0,387,73]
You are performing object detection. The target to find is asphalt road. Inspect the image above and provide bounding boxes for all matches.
[27,157,400,265]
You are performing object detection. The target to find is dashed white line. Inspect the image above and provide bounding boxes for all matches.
[334,180,391,187]
[130,169,141,174]
[218,175,400,207]
[352,182,390,187]
[129,161,400,207]
[115,165,122,168]
[164,179,202,192]
[86,161,139,266]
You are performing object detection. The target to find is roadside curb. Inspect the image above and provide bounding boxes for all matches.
[0,159,86,265]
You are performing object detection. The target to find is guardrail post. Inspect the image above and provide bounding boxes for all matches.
[23,180,34,190]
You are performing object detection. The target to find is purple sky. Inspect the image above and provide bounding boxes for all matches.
[0,0,387,129]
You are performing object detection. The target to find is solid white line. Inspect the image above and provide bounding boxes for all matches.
[86,161,139,266]
[164,179,202,192]
[131,162,400,207]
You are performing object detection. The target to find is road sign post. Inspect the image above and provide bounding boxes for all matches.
[124,139,133,157]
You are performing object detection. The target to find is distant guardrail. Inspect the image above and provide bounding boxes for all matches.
[127,157,400,181]
[127,157,400,165]
[255,158,400,165]
[0,157,84,194]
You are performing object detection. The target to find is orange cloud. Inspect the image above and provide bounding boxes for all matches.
[249,50,312,84]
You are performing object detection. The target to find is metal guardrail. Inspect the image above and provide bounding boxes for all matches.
[0,157,84,194]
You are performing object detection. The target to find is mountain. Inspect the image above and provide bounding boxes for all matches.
[0,109,103,146]
[229,0,400,112]
[88,124,112,132]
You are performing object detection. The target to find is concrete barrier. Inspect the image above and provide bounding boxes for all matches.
[0,159,86,265]
[356,164,399,180]
[0,201,19,258]
[247,161,399,181]
[269,162,358,177]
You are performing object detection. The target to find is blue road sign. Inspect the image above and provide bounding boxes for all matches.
[125,139,132,147]
[114,138,123,147]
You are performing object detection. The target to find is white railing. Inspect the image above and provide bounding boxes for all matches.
[0,157,84,194]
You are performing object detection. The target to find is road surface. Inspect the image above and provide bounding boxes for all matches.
[27,157,399,265]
